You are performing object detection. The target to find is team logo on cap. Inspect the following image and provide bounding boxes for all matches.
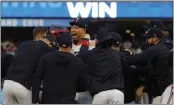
[75,18,79,22]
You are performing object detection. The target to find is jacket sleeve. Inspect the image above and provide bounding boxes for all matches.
[76,61,87,92]
[32,57,45,104]
[168,51,173,67]
[1,53,14,79]
[126,46,160,65]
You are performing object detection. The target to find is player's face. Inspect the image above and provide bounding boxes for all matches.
[6,42,16,52]
[35,32,46,41]
[70,25,85,41]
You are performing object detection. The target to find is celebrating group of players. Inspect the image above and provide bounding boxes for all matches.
[1,18,173,104]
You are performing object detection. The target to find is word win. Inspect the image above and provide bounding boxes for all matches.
[67,2,117,18]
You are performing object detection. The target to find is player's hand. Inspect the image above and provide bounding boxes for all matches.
[124,49,133,55]
[135,86,145,103]
[84,34,90,40]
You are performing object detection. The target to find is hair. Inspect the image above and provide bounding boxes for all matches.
[32,27,46,39]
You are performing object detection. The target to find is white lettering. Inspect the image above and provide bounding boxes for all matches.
[67,2,92,18]
[1,19,18,26]
[22,19,44,26]
[67,2,117,18]
[1,19,6,26]
[99,2,117,18]
[1,19,44,27]
[33,20,37,26]
[28,20,33,26]
[91,2,98,18]
[7,19,12,26]
[39,19,44,26]
[34,20,41,26]
[23,19,27,26]
[12,19,18,26]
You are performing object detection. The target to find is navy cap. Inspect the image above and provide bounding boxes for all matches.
[45,35,58,47]
[110,32,122,45]
[69,18,88,29]
[143,20,164,30]
[96,28,113,45]
[58,32,72,48]
[146,27,164,39]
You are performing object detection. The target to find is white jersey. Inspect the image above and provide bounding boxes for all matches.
[72,34,95,56]
[72,40,95,56]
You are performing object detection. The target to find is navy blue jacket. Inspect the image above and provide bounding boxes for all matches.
[84,47,124,96]
[126,43,170,98]
[5,40,56,90]
[1,52,14,79]
[32,51,86,104]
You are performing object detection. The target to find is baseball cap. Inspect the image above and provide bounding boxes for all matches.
[143,20,164,30]
[110,32,122,45]
[45,35,58,47]
[69,18,88,29]
[58,32,72,48]
[146,27,164,39]
[96,28,113,45]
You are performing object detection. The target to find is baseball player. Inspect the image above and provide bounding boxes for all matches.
[69,18,95,104]
[144,20,173,50]
[159,49,173,104]
[70,18,95,56]
[110,32,138,104]
[111,32,150,104]
[125,27,171,104]
[84,28,124,104]
[144,21,173,104]
[2,27,57,104]
[32,32,87,104]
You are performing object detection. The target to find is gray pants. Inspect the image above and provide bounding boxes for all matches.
[75,91,92,104]
[3,80,32,104]
[161,84,173,104]
[139,85,173,104]
[92,89,124,104]
[139,92,150,104]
